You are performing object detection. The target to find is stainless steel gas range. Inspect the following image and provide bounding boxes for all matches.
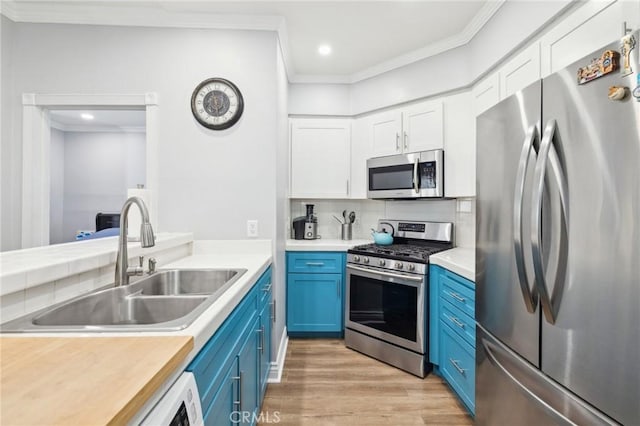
[345,220,453,378]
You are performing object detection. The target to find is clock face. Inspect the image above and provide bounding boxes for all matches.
[191,78,244,130]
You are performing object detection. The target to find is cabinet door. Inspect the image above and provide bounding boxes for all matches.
[290,119,351,198]
[402,100,443,153]
[258,299,272,403]
[370,110,402,157]
[287,273,343,332]
[472,73,500,116]
[443,92,475,197]
[237,316,260,425]
[350,115,371,199]
[205,358,238,426]
[499,43,540,100]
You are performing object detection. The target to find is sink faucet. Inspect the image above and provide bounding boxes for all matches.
[114,196,155,286]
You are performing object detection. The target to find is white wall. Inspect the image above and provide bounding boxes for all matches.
[61,131,145,242]
[49,128,65,244]
[273,39,289,361]
[1,15,20,251]
[288,83,351,116]
[3,22,279,246]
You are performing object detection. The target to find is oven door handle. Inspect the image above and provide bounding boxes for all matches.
[347,264,424,283]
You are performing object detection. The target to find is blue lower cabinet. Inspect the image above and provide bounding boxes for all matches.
[287,273,343,332]
[429,264,476,415]
[440,322,475,414]
[188,267,272,426]
[259,299,272,401]
[238,316,260,425]
[286,251,345,334]
[205,358,238,426]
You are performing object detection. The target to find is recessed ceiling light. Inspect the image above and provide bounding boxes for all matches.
[318,44,332,56]
[80,113,94,120]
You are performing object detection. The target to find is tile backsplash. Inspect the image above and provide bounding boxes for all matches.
[289,198,475,248]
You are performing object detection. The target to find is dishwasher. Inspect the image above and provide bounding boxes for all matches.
[140,372,204,426]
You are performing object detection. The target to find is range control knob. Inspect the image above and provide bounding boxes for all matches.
[354,255,361,262]
[363,257,370,264]
[395,262,403,269]
[379,259,386,266]
[407,264,416,271]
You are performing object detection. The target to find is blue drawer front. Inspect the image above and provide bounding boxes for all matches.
[287,252,344,274]
[440,270,475,318]
[440,299,475,347]
[187,267,271,413]
[440,322,475,414]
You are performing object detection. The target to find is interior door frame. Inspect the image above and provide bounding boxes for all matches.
[21,93,159,248]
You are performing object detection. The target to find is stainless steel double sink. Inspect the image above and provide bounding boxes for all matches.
[1,269,247,333]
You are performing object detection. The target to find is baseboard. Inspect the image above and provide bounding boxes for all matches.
[267,327,288,383]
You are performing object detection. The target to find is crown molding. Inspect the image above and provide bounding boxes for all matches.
[5,0,506,85]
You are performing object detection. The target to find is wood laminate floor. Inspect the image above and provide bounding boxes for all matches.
[260,339,473,425]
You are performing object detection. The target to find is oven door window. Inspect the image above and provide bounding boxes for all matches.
[369,164,414,191]
[349,273,417,342]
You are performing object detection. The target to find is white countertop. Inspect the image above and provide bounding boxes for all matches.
[286,238,371,251]
[0,232,193,296]
[1,239,273,358]
[429,247,475,282]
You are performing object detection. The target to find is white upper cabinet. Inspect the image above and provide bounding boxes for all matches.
[370,101,443,157]
[370,110,402,157]
[350,116,371,199]
[499,42,541,100]
[443,92,475,198]
[290,118,351,199]
[402,101,444,153]
[472,73,500,117]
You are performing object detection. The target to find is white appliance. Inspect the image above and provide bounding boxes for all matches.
[141,372,204,426]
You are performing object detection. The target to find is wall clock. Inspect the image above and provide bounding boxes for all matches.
[191,78,244,130]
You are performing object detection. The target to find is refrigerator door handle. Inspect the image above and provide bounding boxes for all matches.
[513,125,540,313]
[531,119,570,325]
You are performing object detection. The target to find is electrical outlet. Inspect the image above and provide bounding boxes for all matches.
[247,220,258,237]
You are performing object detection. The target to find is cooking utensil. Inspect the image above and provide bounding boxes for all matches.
[333,215,344,224]
[342,210,348,222]
[349,211,356,224]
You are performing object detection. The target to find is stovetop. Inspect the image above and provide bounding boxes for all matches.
[348,241,452,264]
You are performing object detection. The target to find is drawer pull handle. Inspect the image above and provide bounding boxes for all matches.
[263,283,272,292]
[448,291,466,303]
[449,358,466,375]
[305,262,325,266]
[232,373,242,410]
[447,314,465,329]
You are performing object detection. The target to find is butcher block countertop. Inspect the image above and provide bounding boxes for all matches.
[0,336,193,425]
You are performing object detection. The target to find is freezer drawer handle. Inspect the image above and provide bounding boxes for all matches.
[446,314,465,329]
[449,358,466,375]
[513,124,540,313]
[447,291,466,303]
[532,119,570,325]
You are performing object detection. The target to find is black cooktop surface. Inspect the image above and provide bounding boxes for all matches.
[349,241,452,263]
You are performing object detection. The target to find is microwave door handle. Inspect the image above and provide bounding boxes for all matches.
[413,158,419,193]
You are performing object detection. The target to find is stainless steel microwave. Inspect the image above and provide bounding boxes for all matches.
[367,149,444,199]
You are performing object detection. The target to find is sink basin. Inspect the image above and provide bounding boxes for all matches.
[1,268,247,332]
[139,269,242,295]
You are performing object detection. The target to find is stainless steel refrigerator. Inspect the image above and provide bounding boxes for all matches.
[476,32,639,425]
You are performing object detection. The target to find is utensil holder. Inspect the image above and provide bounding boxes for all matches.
[341,223,353,240]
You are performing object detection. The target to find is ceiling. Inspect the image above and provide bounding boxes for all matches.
[2,1,505,82]
[49,109,146,132]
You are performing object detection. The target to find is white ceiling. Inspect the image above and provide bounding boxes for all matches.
[49,109,146,133]
[2,1,504,82]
